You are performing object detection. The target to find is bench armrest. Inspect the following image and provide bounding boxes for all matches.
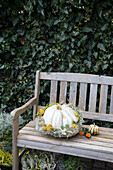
[11,97,37,119]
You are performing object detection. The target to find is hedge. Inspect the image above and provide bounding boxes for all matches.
[0,0,113,114]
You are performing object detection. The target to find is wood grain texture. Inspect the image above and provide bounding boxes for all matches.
[110,86,113,114]
[99,85,108,113]
[89,84,97,112]
[82,111,113,122]
[50,81,58,103]
[33,71,40,120]
[59,81,67,103]
[79,83,87,111]
[17,134,113,154]
[12,118,19,170]
[11,97,37,119]
[19,129,113,148]
[17,139,113,163]
[69,82,77,106]
[40,72,113,85]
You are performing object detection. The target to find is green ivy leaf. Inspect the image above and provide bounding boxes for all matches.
[102,64,109,70]
[93,52,98,58]
[0,37,4,42]
[12,18,19,26]
[82,27,93,32]
[64,23,68,29]
[101,24,108,31]
[97,43,106,51]
[74,32,79,36]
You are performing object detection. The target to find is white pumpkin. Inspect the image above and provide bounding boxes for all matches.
[43,104,78,128]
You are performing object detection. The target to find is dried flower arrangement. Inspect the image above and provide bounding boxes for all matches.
[35,103,83,138]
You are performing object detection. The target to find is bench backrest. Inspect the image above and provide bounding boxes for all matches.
[33,71,113,122]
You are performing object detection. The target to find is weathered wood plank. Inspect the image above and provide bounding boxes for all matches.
[33,71,40,120]
[110,86,113,114]
[13,118,19,170]
[82,111,113,122]
[40,72,113,85]
[79,83,87,111]
[11,97,37,119]
[17,134,113,154]
[99,85,108,113]
[17,139,113,163]
[72,136,113,148]
[22,126,35,131]
[89,84,97,112]
[69,82,77,106]
[59,81,67,103]
[25,121,35,127]
[18,131,113,151]
[50,81,58,103]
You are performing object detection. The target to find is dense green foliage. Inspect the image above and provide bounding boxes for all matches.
[0,0,113,113]
[62,155,84,170]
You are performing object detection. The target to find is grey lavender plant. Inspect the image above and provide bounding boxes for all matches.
[21,149,56,170]
[0,111,25,142]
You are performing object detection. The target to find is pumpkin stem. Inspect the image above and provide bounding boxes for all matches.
[57,105,62,110]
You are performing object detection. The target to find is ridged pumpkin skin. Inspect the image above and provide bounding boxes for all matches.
[88,124,99,135]
[43,104,78,128]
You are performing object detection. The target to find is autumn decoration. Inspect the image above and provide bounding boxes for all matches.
[35,103,83,138]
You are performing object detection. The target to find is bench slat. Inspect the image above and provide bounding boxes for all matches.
[99,85,108,113]
[89,84,97,112]
[69,82,77,106]
[79,83,87,111]
[17,139,113,163]
[19,129,113,148]
[50,81,58,103]
[17,134,113,154]
[40,72,113,85]
[59,81,67,103]
[82,111,113,122]
[33,71,40,120]
[110,86,113,114]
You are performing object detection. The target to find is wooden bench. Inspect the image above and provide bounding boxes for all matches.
[11,71,113,170]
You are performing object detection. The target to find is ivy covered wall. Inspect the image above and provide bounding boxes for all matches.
[0,0,113,112]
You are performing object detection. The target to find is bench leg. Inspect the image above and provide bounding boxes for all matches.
[12,118,19,170]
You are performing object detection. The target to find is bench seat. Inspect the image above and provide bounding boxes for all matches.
[18,120,113,163]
